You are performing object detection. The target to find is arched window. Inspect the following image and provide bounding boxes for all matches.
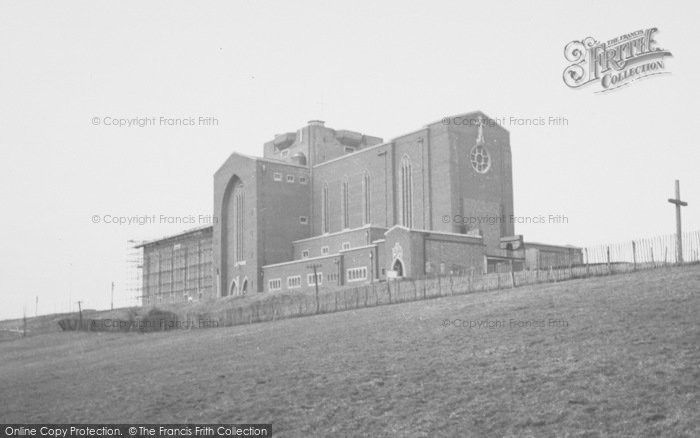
[399,156,413,228]
[362,171,370,225]
[342,176,349,229]
[322,183,329,233]
[232,183,245,263]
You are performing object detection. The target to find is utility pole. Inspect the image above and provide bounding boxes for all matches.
[76,300,83,331]
[307,264,322,313]
[667,180,688,263]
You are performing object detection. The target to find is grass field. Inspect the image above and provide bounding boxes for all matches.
[1,265,699,437]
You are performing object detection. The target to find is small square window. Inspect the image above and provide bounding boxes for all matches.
[273,172,282,181]
[302,249,310,258]
[299,176,308,185]
[342,242,350,251]
[321,246,329,255]
[300,216,308,225]
[287,175,295,183]
[345,147,355,153]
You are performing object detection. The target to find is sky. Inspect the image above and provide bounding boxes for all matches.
[0,0,698,320]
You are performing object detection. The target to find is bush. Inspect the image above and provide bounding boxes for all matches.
[139,308,180,333]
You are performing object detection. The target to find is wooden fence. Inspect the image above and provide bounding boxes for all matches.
[175,230,700,329]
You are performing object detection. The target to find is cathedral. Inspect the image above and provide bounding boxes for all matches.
[138,111,581,303]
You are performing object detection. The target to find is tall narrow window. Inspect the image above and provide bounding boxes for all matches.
[362,172,371,225]
[400,156,413,227]
[322,183,329,233]
[342,176,349,229]
[233,184,245,262]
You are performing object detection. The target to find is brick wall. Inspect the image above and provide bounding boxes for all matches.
[424,237,484,276]
[444,113,515,247]
[214,153,310,296]
[262,254,343,294]
[312,142,394,234]
[293,226,387,260]
[525,243,583,270]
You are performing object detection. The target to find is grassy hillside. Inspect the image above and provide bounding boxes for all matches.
[1,265,698,437]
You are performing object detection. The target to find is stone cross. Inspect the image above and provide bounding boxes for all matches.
[667,179,688,263]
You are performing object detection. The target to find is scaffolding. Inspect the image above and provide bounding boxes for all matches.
[135,227,214,306]
[126,239,145,307]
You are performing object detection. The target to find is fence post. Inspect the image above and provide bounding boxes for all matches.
[584,248,590,277]
[632,241,637,271]
[606,246,612,274]
[650,246,654,266]
[510,261,516,288]
[450,274,454,295]
[387,281,391,304]
[469,267,474,293]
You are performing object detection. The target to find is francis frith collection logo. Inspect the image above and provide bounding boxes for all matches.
[563,28,672,93]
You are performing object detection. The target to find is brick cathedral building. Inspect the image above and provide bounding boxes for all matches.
[137,111,580,304]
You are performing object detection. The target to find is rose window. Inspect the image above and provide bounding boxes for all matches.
[469,145,491,173]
